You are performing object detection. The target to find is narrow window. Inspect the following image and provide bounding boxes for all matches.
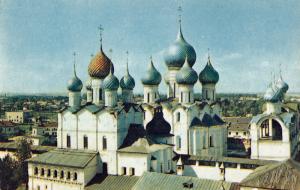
[67,172,71,180]
[122,167,126,175]
[53,170,57,178]
[34,167,38,175]
[176,136,181,149]
[212,90,215,100]
[99,89,103,100]
[176,112,180,122]
[206,90,208,99]
[73,172,77,181]
[181,92,183,102]
[41,168,44,176]
[60,171,64,179]
[147,93,150,103]
[103,136,107,150]
[236,132,238,136]
[155,93,157,99]
[84,135,88,149]
[67,135,71,148]
[47,169,51,177]
[173,83,176,97]
[188,92,191,102]
[209,136,214,147]
[160,163,163,172]
[131,168,135,176]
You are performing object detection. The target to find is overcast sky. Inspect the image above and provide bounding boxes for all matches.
[0,0,299,94]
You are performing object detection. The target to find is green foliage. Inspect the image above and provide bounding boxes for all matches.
[0,155,19,190]
[15,138,32,186]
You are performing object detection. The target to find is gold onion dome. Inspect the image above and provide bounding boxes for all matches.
[163,24,196,68]
[176,56,198,85]
[141,58,162,85]
[67,64,83,92]
[88,47,114,79]
[120,61,135,90]
[199,56,219,84]
[103,66,119,90]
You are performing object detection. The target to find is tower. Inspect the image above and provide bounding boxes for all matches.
[103,65,119,107]
[120,51,135,103]
[67,53,83,108]
[141,57,162,104]
[88,25,114,105]
[199,55,219,101]
[163,6,196,98]
[175,56,198,104]
[86,78,93,103]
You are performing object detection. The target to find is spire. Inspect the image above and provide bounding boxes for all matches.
[177,5,184,40]
[73,52,77,77]
[149,55,154,69]
[279,63,283,79]
[109,62,113,76]
[207,48,212,65]
[98,25,104,51]
[126,51,129,75]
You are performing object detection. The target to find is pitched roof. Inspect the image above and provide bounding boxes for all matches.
[85,174,139,190]
[240,159,300,190]
[132,172,233,190]
[0,121,17,127]
[190,114,225,127]
[223,117,251,131]
[28,149,98,168]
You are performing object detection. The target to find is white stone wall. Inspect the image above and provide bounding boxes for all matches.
[121,89,133,103]
[91,78,104,105]
[166,69,180,98]
[202,83,216,101]
[104,90,118,107]
[68,91,81,108]
[143,85,159,104]
[178,85,194,104]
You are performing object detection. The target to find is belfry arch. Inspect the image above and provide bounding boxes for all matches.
[259,118,282,140]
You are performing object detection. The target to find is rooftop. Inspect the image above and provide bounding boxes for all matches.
[28,149,98,168]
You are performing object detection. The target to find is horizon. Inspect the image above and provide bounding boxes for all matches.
[0,0,300,94]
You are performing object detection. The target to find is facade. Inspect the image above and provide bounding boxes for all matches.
[5,110,31,123]
[0,120,19,136]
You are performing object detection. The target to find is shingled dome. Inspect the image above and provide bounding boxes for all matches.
[176,56,198,85]
[103,66,119,90]
[67,65,83,92]
[163,25,196,68]
[88,47,114,79]
[141,58,162,85]
[199,56,219,85]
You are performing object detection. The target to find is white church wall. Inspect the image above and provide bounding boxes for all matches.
[117,153,148,176]
[78,110,97,151]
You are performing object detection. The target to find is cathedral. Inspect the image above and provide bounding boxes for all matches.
[26,8,300,190]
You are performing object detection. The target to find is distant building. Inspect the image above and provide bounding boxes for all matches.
[225,117,251,140]
[0,120,19,136]
[5,110,32,123]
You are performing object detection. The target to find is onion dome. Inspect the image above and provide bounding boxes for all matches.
[276,75,289,93]
[67,64,83,92]
[176,56,198,85]
[163,24,196,68]
[146,106,172,137]
[103,66,119,90]
[141,58,162,85]
[120,60,135,90]
[88,47,114,79]
[86,78,92,91]
[199,56,219,85]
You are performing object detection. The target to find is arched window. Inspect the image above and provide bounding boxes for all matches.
[176,112,180,122]
[47,169,51,177]
[173,83,176,97]
[99,89,103,100]
[73,172,77,181]
[53,170,57,178]
[34,167,38,175]
[67,172,71,180]
[84,135,88,149]
[272,119,282,140]
[60,170,64,179]
[41,168,45,176]
[67,134,71,148]
[188,92,191,102]
[176,136,181,149]
[103,136,107,150]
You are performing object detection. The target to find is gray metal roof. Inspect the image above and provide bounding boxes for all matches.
[133,172,232,190]
[28,149,98,168]
[240,159,300,190]
[85,174,139,190]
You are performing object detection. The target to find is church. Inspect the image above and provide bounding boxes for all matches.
[26,7,300,190]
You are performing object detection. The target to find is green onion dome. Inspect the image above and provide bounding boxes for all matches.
[163,25,196,68]
[67,64,83,92]
[120,62,135,90]
[176,56,198,85]
[199,56,219,85]
[103,66,119,90]
[141,58,162,85]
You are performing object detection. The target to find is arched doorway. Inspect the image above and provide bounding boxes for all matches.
[272,119,282,140]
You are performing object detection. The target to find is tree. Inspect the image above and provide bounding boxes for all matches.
[0,155,19,190]
[14,138,32,186]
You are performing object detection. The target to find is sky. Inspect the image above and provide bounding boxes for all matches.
[0,0,300,94]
